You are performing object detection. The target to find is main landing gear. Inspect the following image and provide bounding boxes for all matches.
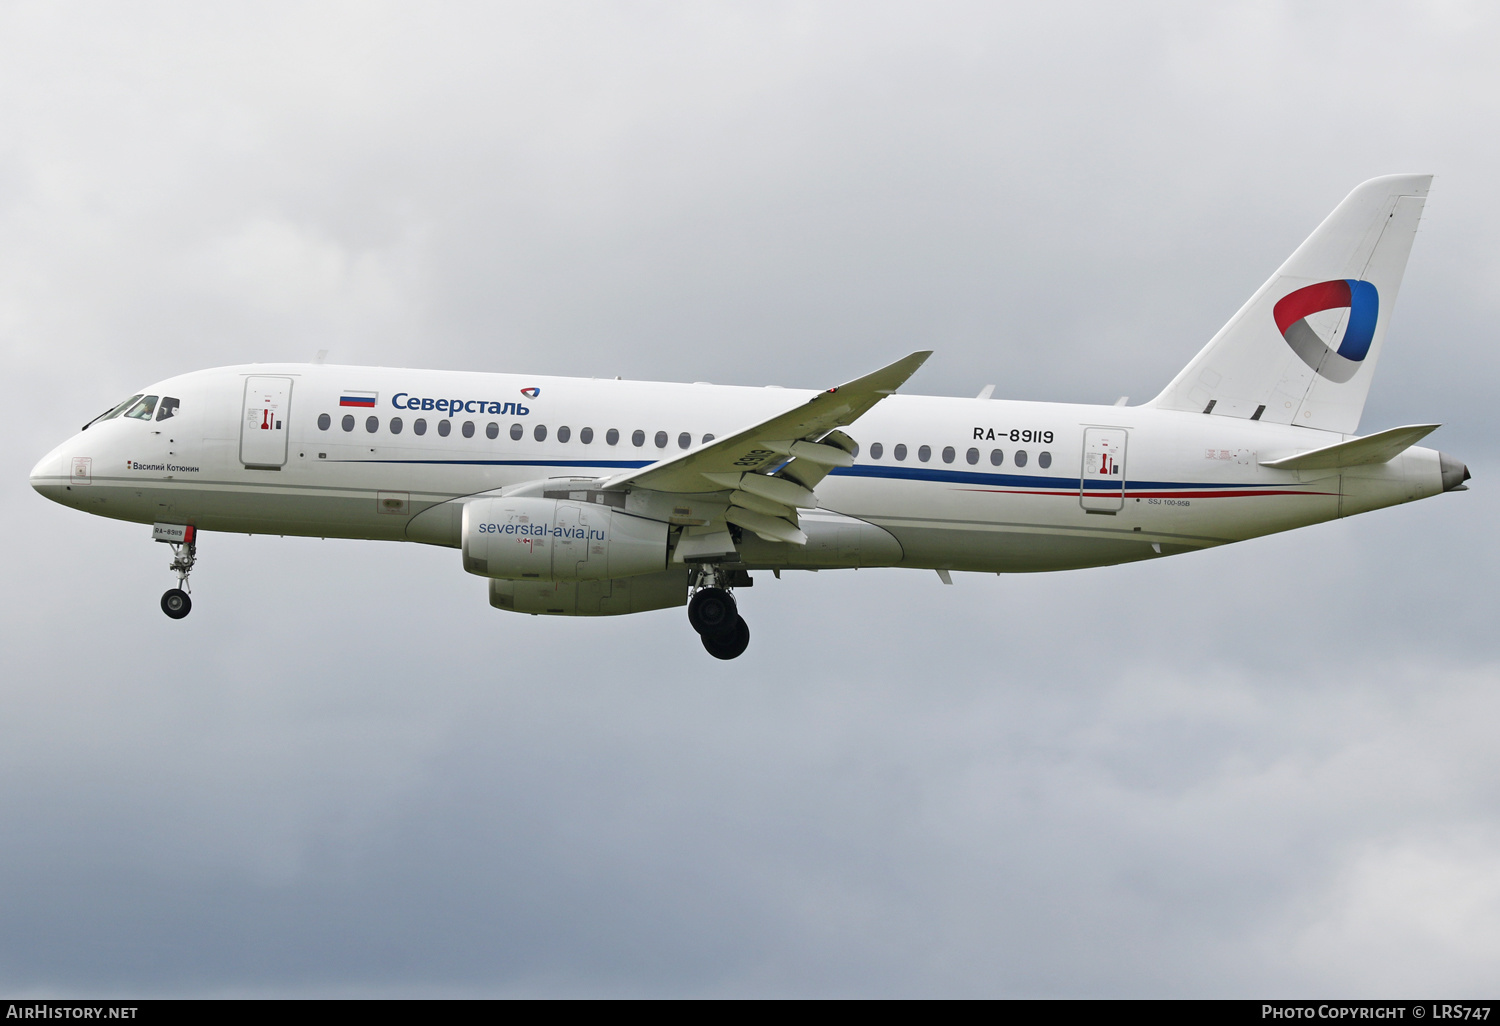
[160,536,197,620]
[689,568,751,660]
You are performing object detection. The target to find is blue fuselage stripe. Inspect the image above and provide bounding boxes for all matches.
[333,458,1272,493]
[339,459,654,469]
[828,464,1262,491]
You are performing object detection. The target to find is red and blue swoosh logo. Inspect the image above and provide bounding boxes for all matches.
[1273,279,1379,383]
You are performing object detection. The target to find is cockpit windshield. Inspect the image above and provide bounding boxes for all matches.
[81,394,144,431]
[123,396,159,420]
[156,397,179,421]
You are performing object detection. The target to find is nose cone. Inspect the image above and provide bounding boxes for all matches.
[1439,451,1471,492]
[31,451,57,492]
[30,438,76,502]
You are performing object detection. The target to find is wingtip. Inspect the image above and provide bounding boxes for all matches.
[894,350,933,374]
[879,349,932,387]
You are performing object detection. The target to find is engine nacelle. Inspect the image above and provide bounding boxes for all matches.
[490,570,690,616]
[462,496,668,581]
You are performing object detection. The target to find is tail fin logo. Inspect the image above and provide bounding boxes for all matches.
[1273,279,1379,383]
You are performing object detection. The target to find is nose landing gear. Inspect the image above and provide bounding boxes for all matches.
[689,568,751,660]
[154,523,197,620]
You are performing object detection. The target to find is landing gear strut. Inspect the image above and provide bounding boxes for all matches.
[160,537,196,620]
[689,567,750,660]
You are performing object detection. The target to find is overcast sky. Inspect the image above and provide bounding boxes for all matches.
[3,0,1498,997]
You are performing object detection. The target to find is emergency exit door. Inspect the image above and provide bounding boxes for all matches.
[240,376,293,468]
[1080,428,1127,511]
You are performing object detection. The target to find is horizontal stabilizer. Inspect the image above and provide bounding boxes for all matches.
[1259,423,1439,470]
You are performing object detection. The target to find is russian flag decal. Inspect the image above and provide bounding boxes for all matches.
[339,391,378,407]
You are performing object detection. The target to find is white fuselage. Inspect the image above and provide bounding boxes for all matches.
[30,363,1447,574]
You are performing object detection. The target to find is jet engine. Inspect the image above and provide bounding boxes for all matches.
[461,496,668,581]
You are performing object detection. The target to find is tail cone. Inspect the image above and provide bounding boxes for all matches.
[1439,452,1471,492]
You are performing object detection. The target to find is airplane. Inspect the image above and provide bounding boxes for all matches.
[29,174,1469,659]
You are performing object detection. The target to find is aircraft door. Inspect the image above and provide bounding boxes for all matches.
[240,376,292,468]
[1080,428,1127,511]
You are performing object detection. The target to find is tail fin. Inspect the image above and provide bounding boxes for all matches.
[1147,174,1431,433]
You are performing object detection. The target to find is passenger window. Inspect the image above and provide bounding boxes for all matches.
[632,430,645,447]
[678,432,691,449]
[462,421,475,438]
[414,418,427,436]
[580,427,594,444]
[894,443,907,461]
[1014,449,1028,467]
[655,431,668,448]
[366,416,379,433]
[534,424,548,442]
[1038,451,1052,469]
[390,417,403,435]
[607,428,620,445]
[510,423,523,441]
[942,446,955,464]
[486,422,499,440]
[702,433,714,444]
[317,413,331,431]
[870,442,884,459]
[438,420,451,437]
[156,397,180,421]
[966,447,979,465]
[342,415,355,432]
[918,445,931,463]
[990,449,1003,466]
[558,426,571,443]
[124,396,159,420]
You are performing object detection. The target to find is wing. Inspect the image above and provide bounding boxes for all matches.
[600,350,931,545]
[600,351,930,493]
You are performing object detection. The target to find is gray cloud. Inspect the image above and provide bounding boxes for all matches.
[1,0,1495,996]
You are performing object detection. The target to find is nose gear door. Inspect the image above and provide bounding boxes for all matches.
[240,377,293,468]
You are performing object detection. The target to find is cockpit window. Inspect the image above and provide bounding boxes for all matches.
[156,397,180,421]
[82,394,144,430]
[124,396,159,420]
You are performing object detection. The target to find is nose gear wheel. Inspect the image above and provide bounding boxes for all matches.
[161,589,192,619]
